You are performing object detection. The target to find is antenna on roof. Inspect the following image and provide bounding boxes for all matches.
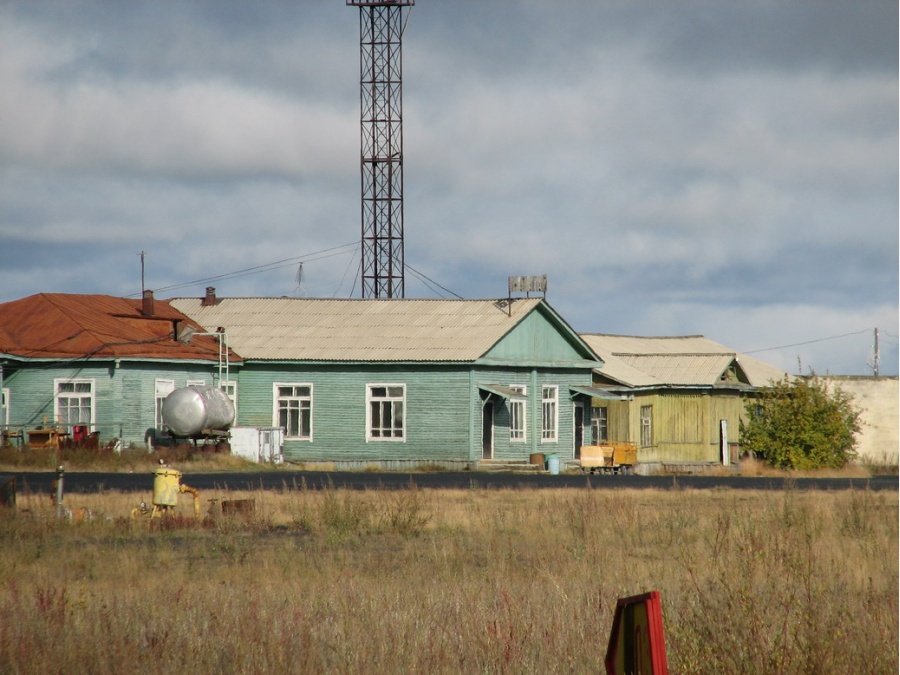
[139,251,146,296]
[293,262,307,297]
[505,275,547,316]
[508,275,547,298]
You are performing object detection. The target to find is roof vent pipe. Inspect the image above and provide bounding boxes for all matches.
[202,286,218,306]
[142,289,155,317]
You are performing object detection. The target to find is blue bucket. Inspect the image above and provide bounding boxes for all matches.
[547,454,560,475]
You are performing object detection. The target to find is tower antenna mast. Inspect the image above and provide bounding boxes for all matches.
[347,0,413,299]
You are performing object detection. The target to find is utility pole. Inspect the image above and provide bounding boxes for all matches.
[139,251,146,297]
[873,327,880,377]
[347,0,414,299]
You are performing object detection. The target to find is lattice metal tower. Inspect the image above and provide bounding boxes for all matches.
[347,0,413,299]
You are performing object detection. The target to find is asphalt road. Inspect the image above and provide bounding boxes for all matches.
[6,470,897,495]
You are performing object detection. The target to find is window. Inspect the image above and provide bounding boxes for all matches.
[155,379,175,429]
[368,384,405,440]
[221,381,238,417]
[275,384,313,440]
[640,405,653,447]
[186,379,206,387]
[509,385,527,442]
[591,406,608,444]
[56,379,95,428]
[1,389,9,426]
[541,385,558,442]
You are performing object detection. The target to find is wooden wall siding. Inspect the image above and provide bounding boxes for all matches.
[710,393,745,459]
[481,309,590,363]
[602,400,631,445]
[240,364,474,463]
[652,393,712,463]
[3,362,224,447]
[593,391,749,464]
[472,367,590,462]
[120,378,145,445]
[236,364,595,464]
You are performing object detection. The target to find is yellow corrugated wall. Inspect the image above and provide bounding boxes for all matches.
[592,391,747,464]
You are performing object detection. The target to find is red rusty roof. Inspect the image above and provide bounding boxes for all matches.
[0,293,239,363]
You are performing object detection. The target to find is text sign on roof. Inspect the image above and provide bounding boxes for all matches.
[605,591,668,675]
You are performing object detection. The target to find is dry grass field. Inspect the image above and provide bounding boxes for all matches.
[0,479,896,674]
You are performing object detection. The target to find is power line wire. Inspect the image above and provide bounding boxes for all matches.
[405,264,464,299]
[129,243,359,297]
[742,328,872,355]
[406,267,447,298]
[334,242,360,298]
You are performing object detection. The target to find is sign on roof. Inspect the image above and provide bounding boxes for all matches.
[508,275,547,295]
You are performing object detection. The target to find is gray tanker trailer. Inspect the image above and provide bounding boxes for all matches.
[161,386,235,438]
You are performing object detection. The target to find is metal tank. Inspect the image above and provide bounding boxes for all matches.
[153,467,182,507]
[161,386,235,437]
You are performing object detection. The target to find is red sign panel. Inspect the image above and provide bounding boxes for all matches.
[605,590,668,675]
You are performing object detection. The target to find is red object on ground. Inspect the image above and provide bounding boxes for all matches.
[605,590,668,675]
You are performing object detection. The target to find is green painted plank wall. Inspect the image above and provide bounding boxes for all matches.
[236,364,596,464]
[2,361,224,447]
[237,363,475,462]
[470,366,588,462]
[483,309,592,363]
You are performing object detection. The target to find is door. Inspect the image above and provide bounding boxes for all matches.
[574,402,584,459]
[482,401,494,460]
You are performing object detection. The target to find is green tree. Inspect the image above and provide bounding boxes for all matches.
[740,374,862,470]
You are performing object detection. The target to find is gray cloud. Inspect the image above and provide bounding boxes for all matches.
[0,1,896,375]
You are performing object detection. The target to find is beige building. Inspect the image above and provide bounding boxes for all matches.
[823,376,899,466]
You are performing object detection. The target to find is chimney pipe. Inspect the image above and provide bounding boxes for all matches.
[202,286,218,306]
[142,289,155,317]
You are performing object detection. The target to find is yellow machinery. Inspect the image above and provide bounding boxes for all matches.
[132,465,200,519]
[580,443,638,475]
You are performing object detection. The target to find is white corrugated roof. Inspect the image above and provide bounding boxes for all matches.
[169,297,544,362]
[581,334,787,388]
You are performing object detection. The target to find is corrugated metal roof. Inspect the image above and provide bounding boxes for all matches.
[169,296,545,362]
[0,293,232,362]
[581,333,786,388]
[618,353,737,385]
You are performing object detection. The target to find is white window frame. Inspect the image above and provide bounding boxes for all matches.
[367,383,406,441]
[509,385,527,442]
[55,378,96,429]
[221,380,238,418]
[1,388,9,426]
[274,383,313,441]
[155,379,175,430]
[541,385,558,443]
[591,406,608,444]
[641,405,653,448]
[186,379,207,388]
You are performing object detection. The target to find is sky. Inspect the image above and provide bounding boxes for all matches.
[1,0,897,376]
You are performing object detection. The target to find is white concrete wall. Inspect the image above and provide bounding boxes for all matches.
[824,376,899,466]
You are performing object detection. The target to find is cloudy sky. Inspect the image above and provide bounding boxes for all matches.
[1,1,897,376]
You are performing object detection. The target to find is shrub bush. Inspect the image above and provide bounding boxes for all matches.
[741,374,861,470]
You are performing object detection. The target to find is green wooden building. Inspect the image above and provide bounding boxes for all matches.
[171,292,604,468]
